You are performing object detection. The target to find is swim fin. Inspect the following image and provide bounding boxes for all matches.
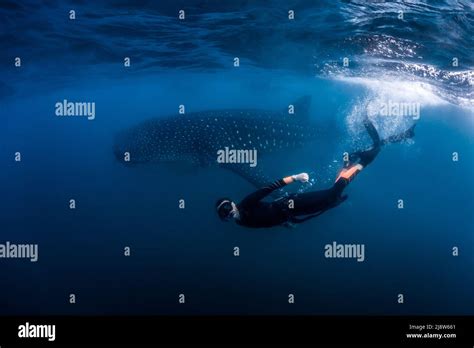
[363,118,381,147]
[349,121,415,166]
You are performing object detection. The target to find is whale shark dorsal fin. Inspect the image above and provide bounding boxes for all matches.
[285,95,311,121]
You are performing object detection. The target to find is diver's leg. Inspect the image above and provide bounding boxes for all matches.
[290,180,347,216]
[290,119,382,216]
[355,147,380,167]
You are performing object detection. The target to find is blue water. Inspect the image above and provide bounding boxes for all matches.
[0,0,473,315]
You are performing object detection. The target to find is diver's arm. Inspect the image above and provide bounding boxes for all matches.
[240,173,309,208]
[239,179,287,208]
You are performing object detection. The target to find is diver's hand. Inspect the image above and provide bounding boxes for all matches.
[291,173,309,183]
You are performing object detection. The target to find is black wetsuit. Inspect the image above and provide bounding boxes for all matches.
[236,119,384,228]
[236,179,348,228]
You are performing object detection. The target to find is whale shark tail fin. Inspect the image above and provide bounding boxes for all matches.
[361,117,416,148]
[286,95,311,121]
[381,124,416,145]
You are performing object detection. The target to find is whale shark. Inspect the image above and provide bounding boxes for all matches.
[113,96,321,188]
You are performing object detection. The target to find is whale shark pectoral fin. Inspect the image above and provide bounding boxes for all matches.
[192,152,212,167]
[220,163,274,190]
[190,140,215,167]
[285,95,312,121]
[162,160,200,175]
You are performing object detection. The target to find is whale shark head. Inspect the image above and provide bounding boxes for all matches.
[114,118,197,165]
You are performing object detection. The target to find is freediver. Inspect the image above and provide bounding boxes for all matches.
[216,118,415,228]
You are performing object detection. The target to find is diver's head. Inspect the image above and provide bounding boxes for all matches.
[216,198,239,221]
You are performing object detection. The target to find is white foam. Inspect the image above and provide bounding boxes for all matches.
[338,76,449,107]
[338,76,446,145]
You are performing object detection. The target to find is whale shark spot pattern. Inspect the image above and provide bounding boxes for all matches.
[114,96,317,188]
